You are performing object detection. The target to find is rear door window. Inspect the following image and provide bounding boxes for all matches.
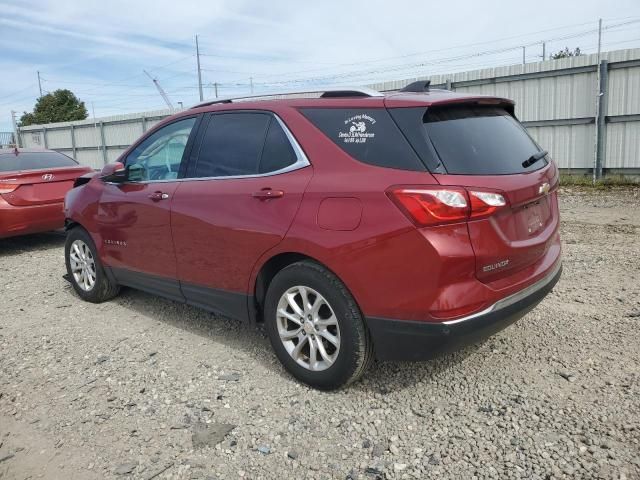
[0,152,78,172]
[300,108,426,171]
[422,106,546,175]
[193,113,270,178]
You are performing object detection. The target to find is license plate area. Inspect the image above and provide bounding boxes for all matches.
[515,196,551,238]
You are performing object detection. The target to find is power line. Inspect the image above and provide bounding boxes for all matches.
[0,84,37,102]
[212,19,617,83]
[4,17,640,118]
[217,20,640,88]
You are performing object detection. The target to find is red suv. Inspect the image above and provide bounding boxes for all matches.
[63,84,561,389]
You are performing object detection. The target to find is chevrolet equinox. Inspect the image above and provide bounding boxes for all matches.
[63,83,562,390]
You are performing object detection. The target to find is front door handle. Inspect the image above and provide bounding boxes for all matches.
[148,191,169,201]
[252,189,284,200]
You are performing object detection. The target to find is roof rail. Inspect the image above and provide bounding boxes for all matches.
[190,87,384,109]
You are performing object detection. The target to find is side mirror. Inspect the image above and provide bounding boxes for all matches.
[101,162,126,183]
[127,163,145,182]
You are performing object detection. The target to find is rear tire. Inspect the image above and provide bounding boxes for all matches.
[65,227,119,303]
[264,261,373,390]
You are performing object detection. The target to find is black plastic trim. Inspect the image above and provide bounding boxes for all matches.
[111,267,185,303]
[181,282,251,322]
[366,265,562,361]
[107,267,252,323]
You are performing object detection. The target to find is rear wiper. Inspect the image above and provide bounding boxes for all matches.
[522,150,548,168]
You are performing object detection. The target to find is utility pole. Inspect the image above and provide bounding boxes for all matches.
[37,71,43,97]
[195,35,203,101]
[10,110,21,147]
[522,46,526,65]
[593,18,604,183]
[596,18,603,63]
[143,70,174,109]
[214,82,218,98]
[91,102,101,163]
[542,42,546,61]
[250,77,254,94]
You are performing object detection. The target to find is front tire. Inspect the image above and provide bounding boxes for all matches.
[65,227,119,303]
[264,261,373,390]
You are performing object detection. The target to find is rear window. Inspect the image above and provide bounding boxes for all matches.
[423,106,546,175]
[0,152,78,173]
[300,108,426,171]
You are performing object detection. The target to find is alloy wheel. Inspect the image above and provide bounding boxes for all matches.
[69,239,97,292]
[276,286,341,371]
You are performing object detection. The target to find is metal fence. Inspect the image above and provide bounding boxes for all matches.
[16,109,175,169]
[0,132,15,148]
[16,47,640,173]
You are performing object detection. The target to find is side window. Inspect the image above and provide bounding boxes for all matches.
[125,117,196,181]
[259,118,298,174]
[193,113,270,178]
[300,108,426,171]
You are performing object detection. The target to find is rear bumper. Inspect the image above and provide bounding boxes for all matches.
[366,261,562,361]
[0,198,64,238]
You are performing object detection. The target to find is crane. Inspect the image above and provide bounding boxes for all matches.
[143,70,174,110]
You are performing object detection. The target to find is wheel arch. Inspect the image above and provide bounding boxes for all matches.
[250,251,347,324]
[64,218,81,231]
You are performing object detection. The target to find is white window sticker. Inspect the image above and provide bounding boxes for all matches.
[338,114,376,144]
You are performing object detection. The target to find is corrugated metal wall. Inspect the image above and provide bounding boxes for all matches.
[17,48,640,172]
[18,110,176,169]
[369,48,640,172]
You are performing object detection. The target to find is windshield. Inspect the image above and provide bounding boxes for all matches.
[423,106,546,175]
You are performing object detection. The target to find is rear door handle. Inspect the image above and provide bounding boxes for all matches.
[148,191,170,201]
[252,189,284,200]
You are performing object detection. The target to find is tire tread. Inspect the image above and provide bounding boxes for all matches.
[265,260,373,389]
[65,227,120,303]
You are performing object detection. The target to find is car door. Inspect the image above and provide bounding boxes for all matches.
[97,116,199,300]
[170,111,313,320]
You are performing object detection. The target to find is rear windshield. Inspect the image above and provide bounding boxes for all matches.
[423,106,546,175]
[0,152,78,173]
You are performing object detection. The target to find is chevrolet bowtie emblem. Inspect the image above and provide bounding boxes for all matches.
[538,182,550,195]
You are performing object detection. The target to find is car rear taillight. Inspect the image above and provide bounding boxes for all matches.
[0,184,19,194]
[468,190,507,219]
[387,186,506,227]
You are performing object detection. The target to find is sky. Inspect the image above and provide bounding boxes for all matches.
[1,0,640,131]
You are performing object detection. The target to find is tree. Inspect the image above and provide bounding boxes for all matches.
[20,89,88,126]
[550,47,583,59]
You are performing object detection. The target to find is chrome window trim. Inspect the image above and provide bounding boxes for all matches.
[441,260,562,326]
[110,112,310,185]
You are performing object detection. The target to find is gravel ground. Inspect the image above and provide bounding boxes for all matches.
[1,187,639,480]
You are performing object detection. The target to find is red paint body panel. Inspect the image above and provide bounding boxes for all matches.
[0,163,91,238]
[317,198,363,231]
[171,166,313,291]
[96,182,180,278]
[434,161,560,283]
[0,196,65,238]
[64,89,561,330]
